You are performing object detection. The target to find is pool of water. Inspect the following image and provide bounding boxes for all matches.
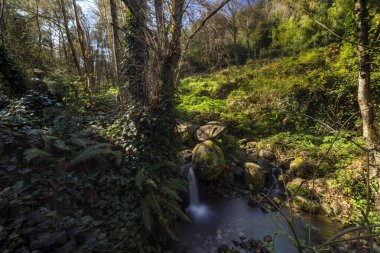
[174,197,340,253]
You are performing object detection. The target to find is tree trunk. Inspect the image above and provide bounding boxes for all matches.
[59,0,82,77]
[72,0,92,90]
[355,0,379,211]
[109,0,122,82]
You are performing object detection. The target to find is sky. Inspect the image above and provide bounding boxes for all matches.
[77,0,99,27]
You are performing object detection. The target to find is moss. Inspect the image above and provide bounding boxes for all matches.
[286,178,311,198]
[293,196,320,214]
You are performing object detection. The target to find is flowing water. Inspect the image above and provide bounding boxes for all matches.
[175,166,341,253]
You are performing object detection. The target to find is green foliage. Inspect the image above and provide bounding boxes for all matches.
[0,91,158,252]
[24,148,52,163]
[68,145,122,168]
[179,45,378,138]
[0,44,27,96]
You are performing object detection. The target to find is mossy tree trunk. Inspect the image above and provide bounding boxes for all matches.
[355,0,379,211]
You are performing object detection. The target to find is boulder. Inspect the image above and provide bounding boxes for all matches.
[218,134,247,165]
[244,162,265,192]
[256,158,272,175]
[258,149,275,161]
[285,178,311,198]
[293,196,319,214]
[278,158,293,170]
[192,140,225,181]
[289,157,315,178]
[179,149,193,163]
[176,120,199,145]
[195,121,226,141]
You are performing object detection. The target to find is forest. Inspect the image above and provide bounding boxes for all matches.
[0,0,379,252]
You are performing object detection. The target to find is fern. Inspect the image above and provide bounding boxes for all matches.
[135,170,146,191]
[68,147,122,168]
[82,143,112,152]
[141,197,153,232]
[164,178,187,192]
[147,191,163,219]
[159,186,182,202]
[24,148,52,163]
[53,139,70,151]
[158,196,191,223]
[68,137,91,148]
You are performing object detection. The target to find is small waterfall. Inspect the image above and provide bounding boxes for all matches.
[188,166,200,205]
[271,167,282,195]
[186,166,209,220]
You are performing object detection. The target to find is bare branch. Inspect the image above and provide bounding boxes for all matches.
[183,0,231,51]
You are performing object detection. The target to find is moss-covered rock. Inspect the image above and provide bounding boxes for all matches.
[289,157,315,178]
[176,120,199,145]
[293,196,320,214]
[285,178,311,198]
[244,162,265,192]
[218,134,247,166]
[195,121,226,141]
[258,149,275,161]
[192,140,226,181]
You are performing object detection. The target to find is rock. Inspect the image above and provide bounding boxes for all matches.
[176,120,199,145]
[278,173,290,186]
[195,122,226,141]
[289,157,315,179]
[179,149,192,163]
[285,178,311,197]
[218,134,247,165]
[244,162,265,192]
[192,140,225,181]
[321,202,332,215]
[233,166,244,177]
[258,149,275,161]
[331,200,341,215]
[272,196,284,206]
[257,158,272,175]
[293,196,319,214]
[278,158,293,170]
[289,157,303,172]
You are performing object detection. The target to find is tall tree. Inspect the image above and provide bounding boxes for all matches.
[109,0,122,80]
[355,0,379,211]
[119,0,231,239]
[59,0,82,77]
[72,0,92,89]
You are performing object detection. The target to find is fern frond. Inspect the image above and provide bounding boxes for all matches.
[53,139,70,151]
[141,197,153,232]
[158,196,191,223]
[73,128,93,137]
[154,160,177,170]
[147,191,163,218]
[24,148,52,163]
[164,223,178,241]
[83,143,112,152]
[159,186,181,202]
[145,179,157,189]
[164,178,187,192]
[68,148,122,168]
[68,137,90,147]
[135,170,145,191]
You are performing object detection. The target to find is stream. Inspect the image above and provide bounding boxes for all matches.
[174,167,341,253]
